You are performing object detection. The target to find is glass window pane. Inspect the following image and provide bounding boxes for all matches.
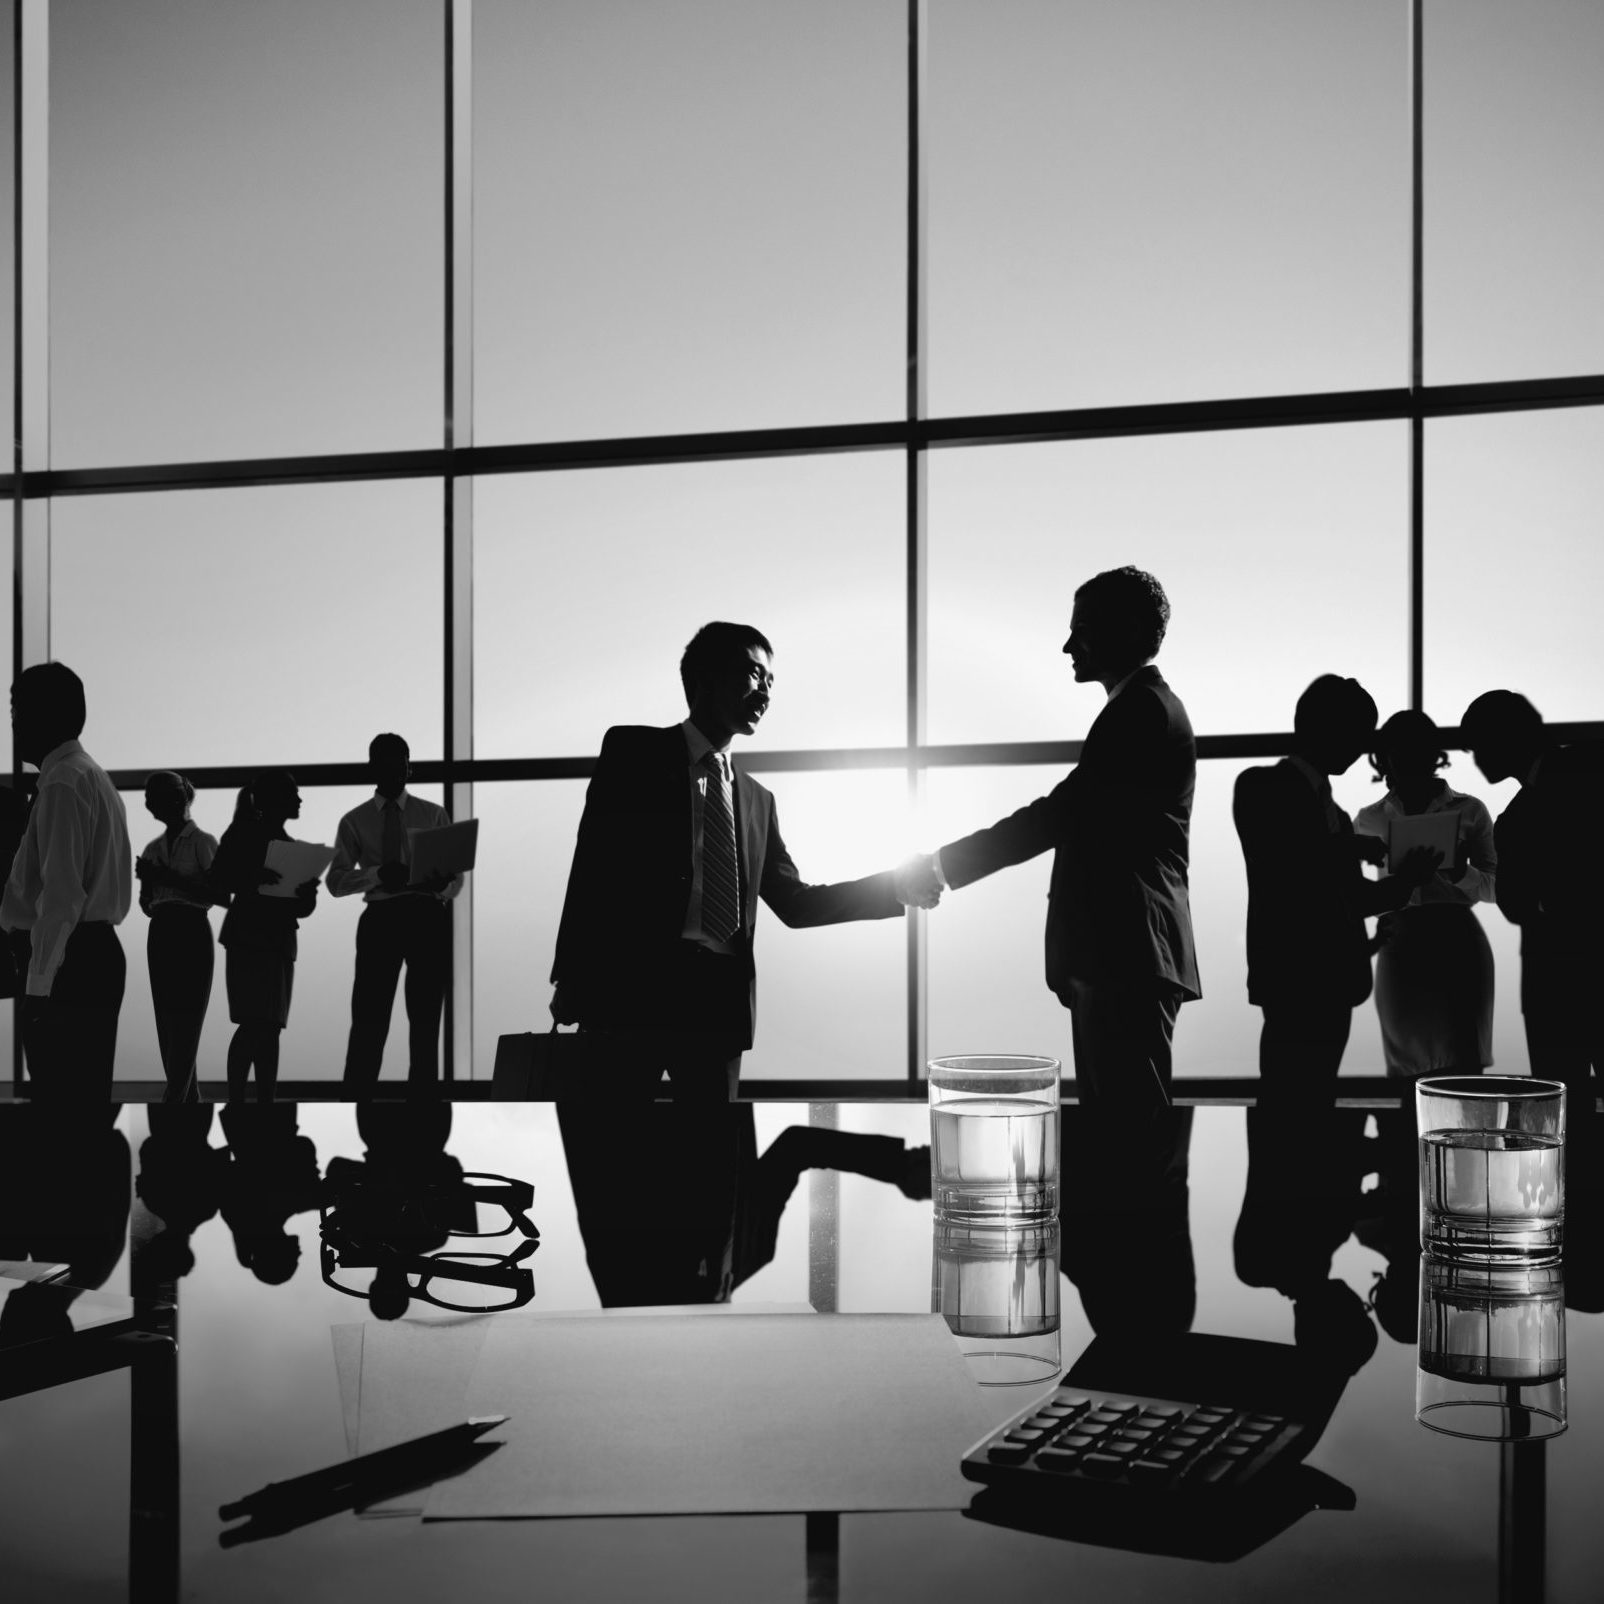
[1425,409,1604,727]
[0,3,13,452]
[1426,0,1604,383]
[474,454,905,759]
[928,424,1409,745]
[474,0,905,443]
[113,783,442,1088]
[473,771,908,1086]
[50,0,441,466]
[50,480,443,770]
[929,0,1407,415]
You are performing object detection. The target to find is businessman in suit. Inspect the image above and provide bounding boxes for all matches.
[897,567,1200,1121]
[1462,690,1603,1155]
[1233,675,1437,1105]
[550,621,907,1101]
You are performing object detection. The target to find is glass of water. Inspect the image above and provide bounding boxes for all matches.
[1417,1076,1566,1265]
[928,1055,1060,1226]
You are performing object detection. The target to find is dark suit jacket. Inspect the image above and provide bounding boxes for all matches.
[1494,741,1604,1016]
[936,666,1201,1002]
[1233,759,1384,1010]
[551,724,904,1047]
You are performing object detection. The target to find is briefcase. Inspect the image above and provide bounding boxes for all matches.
[491,1028,602,1099]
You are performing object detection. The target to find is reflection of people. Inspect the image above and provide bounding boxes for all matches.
[327,734,462,1093]
[210,772,320,1102]
[134,1103,224,1282]
[136,772,226,1103]
[1234,677,1438,1104]
[217,1103,321,1284]
[551,622,904,1100]
[1353,712,1497,1077]
[900,568,1200,1123]
[560,1093,928,1306]
[1462,690,1604,1155]
[2,663,133,1101]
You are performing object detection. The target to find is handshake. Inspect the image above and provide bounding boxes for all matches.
[893,852,944,911]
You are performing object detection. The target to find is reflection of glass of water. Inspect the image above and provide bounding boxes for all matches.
[928,1055,1060,1226]
[1416,1258,1566,1440]
[932,1219,1061,1387]
[1416,1076,1566,1266]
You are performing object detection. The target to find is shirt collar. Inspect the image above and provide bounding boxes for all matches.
[39,738,84,775]
[373,788,410,810]
[681,718,729,773]
[1286,753,1333,799]
[1105,664,1154,702]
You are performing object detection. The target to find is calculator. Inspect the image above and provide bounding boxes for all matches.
[962,1383,1308,1497]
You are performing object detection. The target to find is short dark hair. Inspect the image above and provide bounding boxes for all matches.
[13,662,86,740]
[1074,567,1171,661]
[1460,690,1544,748]
[369,732,410,764]
[679,622,774,708]
[1294,675,1378,744]
[1369,710,1449,783]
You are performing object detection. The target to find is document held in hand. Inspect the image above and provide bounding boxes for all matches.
[262,839,337,896]
[408,819,478,881]
[1386,810,1459,874]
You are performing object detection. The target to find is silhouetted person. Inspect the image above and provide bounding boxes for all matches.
[209,771,320,1102]
[1234,676,1438,1105]
[328,734,461,1094]
[136,772,226,1102]
[1353,711,1497,1077]
[0,776,33,998]
[216,1102,321,1284]
[1,663,132,1101]
[551,621,904,1101]
[900,567,1199,1126]
[1462,690,1604,1162]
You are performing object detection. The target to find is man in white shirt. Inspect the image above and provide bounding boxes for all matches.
[327,733,462,1092]
[2,662,133,1100]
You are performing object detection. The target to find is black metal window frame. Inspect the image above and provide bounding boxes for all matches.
[9,0,1604,1093]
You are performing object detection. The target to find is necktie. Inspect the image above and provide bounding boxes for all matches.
[700,752,741,944]
[381,799,408,874]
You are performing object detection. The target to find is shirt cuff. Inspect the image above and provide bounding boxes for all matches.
[931,851,949,890]
[26,973,52,998]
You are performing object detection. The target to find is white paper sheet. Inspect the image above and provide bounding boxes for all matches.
[262,838,336,896]
[424,1312,996,1519]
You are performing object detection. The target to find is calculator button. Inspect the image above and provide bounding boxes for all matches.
[1153,1448,1188,1464]
[1247,1415,1283,1430]
[1077,1421,1111,1437]
[1134,1413,1173,1430]
[1228,1429,1268,1446]
[1086,1410,1126,1426]
[1005,1428,1047,1445]
[1043,1404,1082,1419]
[1056,1395,1092,1411]
[987,1441,1032,1464]
[1080,1454,1125,1479]
[1174,1425,1211,1441]
[1146,1406,1183,1419]
[1193,1456,1239,1484]
[1107,1441,1142,1458]
[1024,1415,1062,1432]
[1215,1444,1253,1458]
[1060,1432,1095,1450]
[1118,1428,1156,1444]
[1097,1401,1140,1416]
[1130,1459,1176,1482]
[1035,1447,1083,1472]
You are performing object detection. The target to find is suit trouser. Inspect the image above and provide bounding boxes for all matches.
[147,904,214,1103]
[585,943,747,1103]
[22,922,126,1103]
[1524,994,1602,1184]
[1257,997,1353,1110]
[1064,978,1182,1123]
[342,897,449,1090]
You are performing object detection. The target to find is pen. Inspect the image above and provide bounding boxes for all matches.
[219,1414,509,1523]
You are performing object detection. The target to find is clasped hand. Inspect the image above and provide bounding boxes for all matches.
[893,853,943,910]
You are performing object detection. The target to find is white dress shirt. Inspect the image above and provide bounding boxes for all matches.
[679,718,739,953]
[141,819,220,910]
[1,739,133,995]
[1354,784,1497,908]
[326,789,464,903]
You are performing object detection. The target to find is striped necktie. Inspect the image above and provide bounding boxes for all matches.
[700,751,741,944]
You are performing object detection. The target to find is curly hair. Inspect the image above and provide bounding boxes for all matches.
[1074,567,1171,661]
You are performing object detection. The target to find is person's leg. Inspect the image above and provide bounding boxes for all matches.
[343,903,405,1092]
[1257,998,1353,1111]
[150,914,206,1103]
[226,1026,254,1101]
[254,1025,282,1103]
[1065,979,1178,1122]
[402,899,449,1087]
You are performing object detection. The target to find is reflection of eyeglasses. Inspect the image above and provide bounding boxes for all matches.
[320,1236,538,1313]
[319,1168,540,1313]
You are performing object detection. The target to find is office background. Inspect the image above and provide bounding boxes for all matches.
[6,0,1603,1089]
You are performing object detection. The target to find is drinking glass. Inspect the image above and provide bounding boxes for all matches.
[928,1055,1060,1225]
[1416,1076,1565,1265]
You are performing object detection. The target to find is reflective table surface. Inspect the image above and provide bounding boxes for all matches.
[2,1098,1602,1603]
